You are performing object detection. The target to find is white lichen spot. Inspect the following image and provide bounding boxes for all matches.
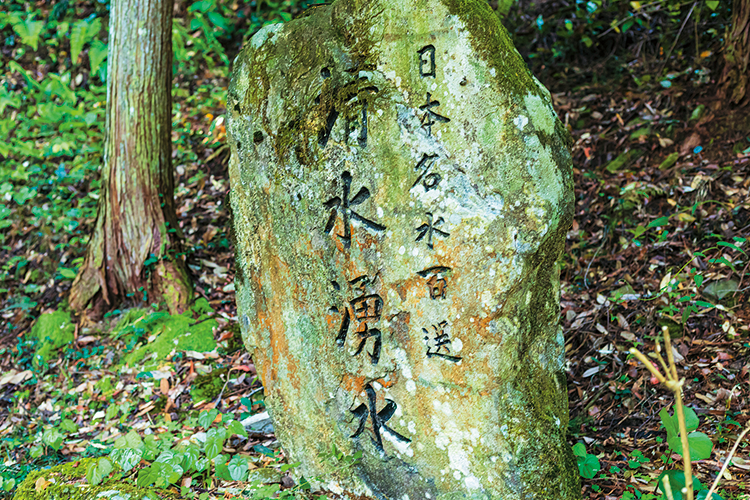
[408,421,417,434]
[412,247,419,257]
[377,206,384,218]
[326,482,344,495]
[406,379,416,394]
[489,67,496,77]
[372,381,382,391]
[382,427,413,457]
[513,115,528,131]
[453,471,461,480]
[250,23,283,49]
[399,246,406,255]
[464,476,481,490]
[452,338,463,352]
[481,290,493,308]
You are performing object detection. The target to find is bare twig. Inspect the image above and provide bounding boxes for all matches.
[705,424,750,500]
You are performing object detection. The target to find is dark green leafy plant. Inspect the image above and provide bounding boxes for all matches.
[572,442,601,479]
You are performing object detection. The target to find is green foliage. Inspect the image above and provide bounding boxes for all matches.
[86,457,113,486]
[572,442,601,479]
[659,407,714,461]
[70,17,103,65]
[105,408,257,489]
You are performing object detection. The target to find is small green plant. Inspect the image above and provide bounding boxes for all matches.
[631,327,750,500]
[572,442,600,479]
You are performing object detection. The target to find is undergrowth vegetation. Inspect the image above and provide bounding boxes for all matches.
[0,0,748,498]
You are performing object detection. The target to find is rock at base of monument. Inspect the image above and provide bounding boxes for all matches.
[227,0,579,498]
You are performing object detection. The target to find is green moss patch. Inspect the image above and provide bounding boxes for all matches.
[30,310,75,364]
[123,299,217,368]
[11,459,170,500]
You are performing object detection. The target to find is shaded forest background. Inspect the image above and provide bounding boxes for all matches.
[0,0,748,498]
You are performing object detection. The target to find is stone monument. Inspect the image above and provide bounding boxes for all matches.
[227,1,579,498]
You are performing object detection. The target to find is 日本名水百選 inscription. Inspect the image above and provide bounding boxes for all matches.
[417,266,451,299]
[423,321,461,362]
[419,92,450,136]
[418,45,436,78]
[412,153,441,191]
[415,212,450,249]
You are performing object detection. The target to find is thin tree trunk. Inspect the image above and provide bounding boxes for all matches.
[718,0,750,105]
[70,0,192,316]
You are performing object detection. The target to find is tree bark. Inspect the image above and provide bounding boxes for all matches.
[718,0,750,105]
[70,0,192,316]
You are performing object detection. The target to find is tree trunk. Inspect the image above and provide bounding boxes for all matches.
[70,0,192,316]
[718,0,750,105]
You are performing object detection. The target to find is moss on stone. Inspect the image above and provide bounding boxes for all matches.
[440,0,538,98]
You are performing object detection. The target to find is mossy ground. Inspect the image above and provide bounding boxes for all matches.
[12,459,172,500]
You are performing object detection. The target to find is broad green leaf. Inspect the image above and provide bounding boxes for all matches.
[659,408,679,436]
[155,450,184,469]
[86,457,113,486]
[576,453,600,479]
[571,442,586,457]
[42,428,65,450]
[180,444,200,471]
[199,408,219,429]
[657,470,704,500]
[115,429,144,450]
[705,0,719,10]
[60,418,78,433]
[686,432,713,460]
[205,437,221,460]
[105,403,119,420]
[647,216,670,228]
[111,447,143,472]
[137,464,161,488]
[683,406,700,432]
[227,456,249,481]
[228,419,247,438]
[697,490,724,500]
[2,478,15,492]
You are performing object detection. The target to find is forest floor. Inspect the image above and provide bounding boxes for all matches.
[1,1,750,499]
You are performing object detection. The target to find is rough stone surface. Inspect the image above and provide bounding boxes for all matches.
[227,1,579,498]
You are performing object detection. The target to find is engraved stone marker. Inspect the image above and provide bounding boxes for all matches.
[227,1,579,498]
